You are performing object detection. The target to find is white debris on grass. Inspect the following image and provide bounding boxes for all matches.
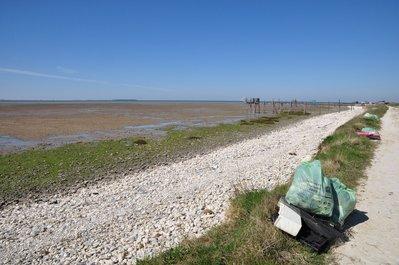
[0,108,362,264]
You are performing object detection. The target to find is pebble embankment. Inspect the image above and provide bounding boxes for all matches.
[0,108,362,264]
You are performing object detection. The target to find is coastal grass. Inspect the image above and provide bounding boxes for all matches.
[138,105,388,265]
[0,111,311,203]
[315,105,387,189]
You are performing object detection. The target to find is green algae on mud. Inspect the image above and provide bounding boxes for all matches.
[0,111,313,204]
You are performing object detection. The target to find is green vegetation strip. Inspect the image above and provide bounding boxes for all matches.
[138,105,388,265]
[0,111,310,203]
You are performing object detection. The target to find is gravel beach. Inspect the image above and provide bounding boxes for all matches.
[0,108,362,264]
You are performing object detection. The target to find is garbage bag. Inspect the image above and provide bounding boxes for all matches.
[330,178,356,225]
[356,128,381,140]
[361,127,377,132]
[363,113,379,120]
[286,160,334,217]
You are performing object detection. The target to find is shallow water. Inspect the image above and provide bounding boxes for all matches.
[0,135,38,153]
[0,115,249,154]
[1,100,326,154]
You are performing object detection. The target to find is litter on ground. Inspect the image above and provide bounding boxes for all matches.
[361,127,377,132]
[274,160,355,252]
[356,127,381,140]
[276,198,347,252]
[363,113,379,120]
[274,199,302,236]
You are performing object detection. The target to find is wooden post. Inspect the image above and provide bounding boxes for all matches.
[338,99,341,113]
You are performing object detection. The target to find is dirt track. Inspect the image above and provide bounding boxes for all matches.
[334,107,399,264]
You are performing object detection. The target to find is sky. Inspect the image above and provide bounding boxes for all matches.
[0,0,398,102]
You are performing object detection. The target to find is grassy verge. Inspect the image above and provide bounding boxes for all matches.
[314,105,387,189]
[0,111,314,203]
[138,105,388,265]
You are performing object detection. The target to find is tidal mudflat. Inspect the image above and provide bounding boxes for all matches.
[0,101,250,153]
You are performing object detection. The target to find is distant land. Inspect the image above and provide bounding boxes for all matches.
[0,99,241,103]
[0,99,364,104]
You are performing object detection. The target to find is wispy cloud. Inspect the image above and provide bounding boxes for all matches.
[0,67,108,84]
[56,66,78,74]
[0,67,173,93]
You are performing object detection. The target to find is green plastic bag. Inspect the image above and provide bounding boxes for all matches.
[331,178,356,225]
[361,127,377,133]
[363,113,379,120]
[285,160,334,217]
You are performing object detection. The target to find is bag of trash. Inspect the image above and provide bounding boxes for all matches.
[356,128,381,140]
[330,178,356,225]
[285,160,334,217]
[363,113,379,120]
[361,127,377,132]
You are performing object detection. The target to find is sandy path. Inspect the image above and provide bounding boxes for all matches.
[0,109,361,264]
[334,107,399,264]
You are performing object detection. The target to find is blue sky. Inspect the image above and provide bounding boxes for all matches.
[0,1,398,102]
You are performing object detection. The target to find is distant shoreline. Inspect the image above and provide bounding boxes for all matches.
[0,99,351,104]
[0,99,242,104]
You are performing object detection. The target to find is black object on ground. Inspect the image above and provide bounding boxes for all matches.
[276,197,347,252]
